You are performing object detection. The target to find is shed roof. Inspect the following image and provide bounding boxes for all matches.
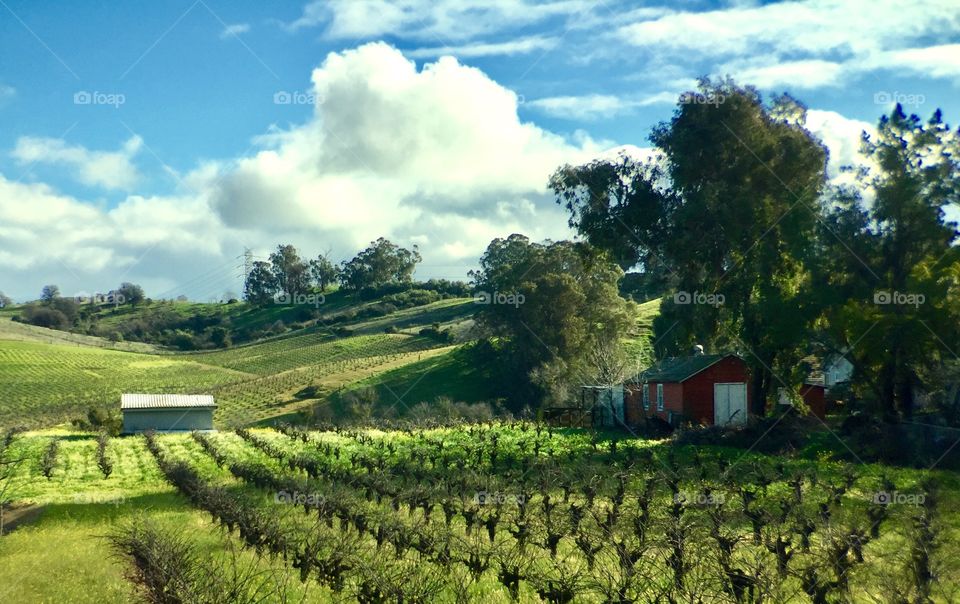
[632,353,741,383]
[121,394,216,410]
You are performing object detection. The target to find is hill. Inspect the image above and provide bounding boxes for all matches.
[0,293,479,430]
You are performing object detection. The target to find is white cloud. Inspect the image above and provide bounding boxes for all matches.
[0,43,612,299]
[615,0,960,89]
[210,43,605,247]
[219,23,251,39]
[718,58,847,90]
[864,44,960,79]
[11,136,143,191]
[287,0,592,40]
[406,35,559,59]
[805,109,875,186]
[527,91,677,120]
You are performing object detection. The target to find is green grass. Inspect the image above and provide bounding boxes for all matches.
[347,344,500,407]
[0,327,452,430]
[0,432,312,602]
[0,342,248,429]
[2,426,958,602]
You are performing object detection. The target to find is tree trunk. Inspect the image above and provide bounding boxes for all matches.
[751,368,770,417]
[879,360,898,422]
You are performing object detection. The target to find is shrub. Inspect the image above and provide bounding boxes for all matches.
[20,305,70,329]
[418,325,452,343]
[97,432,113,478]
[40,439,58,479]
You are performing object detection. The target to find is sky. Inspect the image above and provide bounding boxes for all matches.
[0,0,958,301]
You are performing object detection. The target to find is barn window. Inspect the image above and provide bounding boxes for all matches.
[656,384,664,411]
[642,383,649,410]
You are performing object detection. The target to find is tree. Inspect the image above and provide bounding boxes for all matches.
[309,253,340,291]
[40,285,60,304]
[269,245,311,298]
[243,261,277,306]
[815,105,960,419]
[339,238,421,291]
[0,292,11,308]
[471,234,633,407]
[116,282,145,306]
[552,79,829,414]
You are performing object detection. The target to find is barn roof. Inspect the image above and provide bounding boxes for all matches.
[121,394,216,410]
[632,353,740,383]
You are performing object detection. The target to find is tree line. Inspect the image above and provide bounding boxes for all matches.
[549,78,960,422]
[243,237,422,305]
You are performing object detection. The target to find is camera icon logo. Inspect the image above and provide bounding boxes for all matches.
[674,291,692,304]
[873,491,891,505]
[873,291,892,304]
[873,91,892,104]
[74,91,92,105]
[273,91,292,105]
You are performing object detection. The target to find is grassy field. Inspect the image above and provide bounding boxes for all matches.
[0,289,483,430]
[2,425,956,602]
[0,328,451,429]
[0,430,311,602]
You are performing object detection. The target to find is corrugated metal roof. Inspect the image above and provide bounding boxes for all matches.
[631,354,738,383]
[121,394,216,410]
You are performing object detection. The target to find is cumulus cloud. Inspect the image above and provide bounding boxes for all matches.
[11,135,143,191]
[805,109,875,187]
[1,43,611,298]
[208,42,605,255]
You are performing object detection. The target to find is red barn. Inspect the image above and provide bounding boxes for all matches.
[625,353,752,427]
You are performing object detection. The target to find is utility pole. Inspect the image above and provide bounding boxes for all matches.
[243,248,253,282]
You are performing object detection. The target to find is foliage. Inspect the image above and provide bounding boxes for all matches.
[309,253,340,292]
[269,244,311,298]
[243,260,277,307]
[116,282,146,306]
[40,284,60,303]
[340,237,422,291]
[814,105,960,419]
[553,79,829,414]
[472,234,633,408]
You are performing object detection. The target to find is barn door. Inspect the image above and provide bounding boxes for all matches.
[714,383,747,426]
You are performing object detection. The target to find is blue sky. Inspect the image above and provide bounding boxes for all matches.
[1,0,958,300]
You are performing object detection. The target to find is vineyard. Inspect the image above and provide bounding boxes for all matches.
[0,330,450,429]
[4,424,954,602]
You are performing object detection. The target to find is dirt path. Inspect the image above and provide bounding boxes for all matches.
[0,504,44,535]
